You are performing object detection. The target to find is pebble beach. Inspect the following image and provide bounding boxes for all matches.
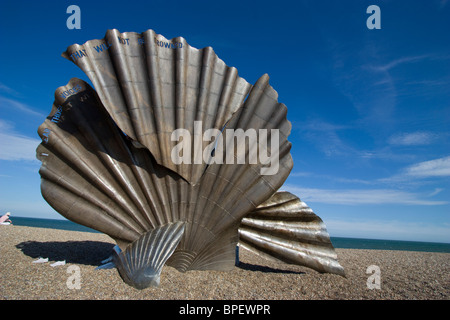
[0,225,448,300]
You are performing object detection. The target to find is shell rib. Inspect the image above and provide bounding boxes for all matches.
[239,191,345,276]
[37,77,293,273]
[114,222,185,289]
[62,29,252,185]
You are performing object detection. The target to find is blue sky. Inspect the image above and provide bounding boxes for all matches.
[0,0,449,242]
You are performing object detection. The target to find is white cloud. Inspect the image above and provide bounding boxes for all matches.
[377,156,450,185]
[282,185,448,206]
[367,55,431,73]
[0,132,41,161]
[439,0,449,9]
[0,120,41,161]
[403,156,450,178]
[297,119,357,157]
[388,132,437,146]
[0,82,20,97]
[325,219,450,243]
[0,96,45,118]
[289,172,312,177]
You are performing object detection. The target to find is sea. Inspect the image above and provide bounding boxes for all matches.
[6,216,450,253]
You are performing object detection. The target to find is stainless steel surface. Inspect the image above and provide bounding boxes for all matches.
[114,222,185,289]
[62,29,252,185]
[239,191,345,276]
[36,29,344,289]
[37,76,293,275]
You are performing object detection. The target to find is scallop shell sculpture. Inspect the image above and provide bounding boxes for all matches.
[37,29,344,289]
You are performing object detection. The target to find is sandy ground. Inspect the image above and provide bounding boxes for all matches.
[0,225,448,300]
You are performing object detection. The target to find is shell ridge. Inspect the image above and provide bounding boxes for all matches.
[229,74,269,130]
[141,29,163,162]
[37,140,146,242]
[160,169,176,224]
[239,219,331,246]
[158,45,178,178]
[239,231,339,268]
[214,67,243,128]
[140,227,153,268]
[182,227,238,271]
[148,223,164,265]
[38,81,158,235]
[67,37,138,140]
[174,40,187,180]
[143,30,172,179]
[163,174,178,224]
[147,161,172,225]
[114,222,186,289]
[39,155,144,237]
[40,178,141,243]
[67,102,154,229]
[124,154,161,228]
[42,125,136,214]
[238,191,345,276]
[155,222,185,270]
[62,91,158,231]
[132,149,170,227]
[105,30,150,149]
[189,47,216,184]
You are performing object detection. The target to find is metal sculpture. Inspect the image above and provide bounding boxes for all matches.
[37,29,344,289]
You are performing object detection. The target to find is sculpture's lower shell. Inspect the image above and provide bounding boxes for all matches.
[114,222,185,289]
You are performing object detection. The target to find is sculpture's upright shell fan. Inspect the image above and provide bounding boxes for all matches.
[62,29,252,185]
[37,29,344,289]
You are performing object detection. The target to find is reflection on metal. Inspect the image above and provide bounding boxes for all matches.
[240,191,345,276]
[114,222,185,289]
[62,29,252,185]
[37,29,344,289]
[37,77,292,279]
